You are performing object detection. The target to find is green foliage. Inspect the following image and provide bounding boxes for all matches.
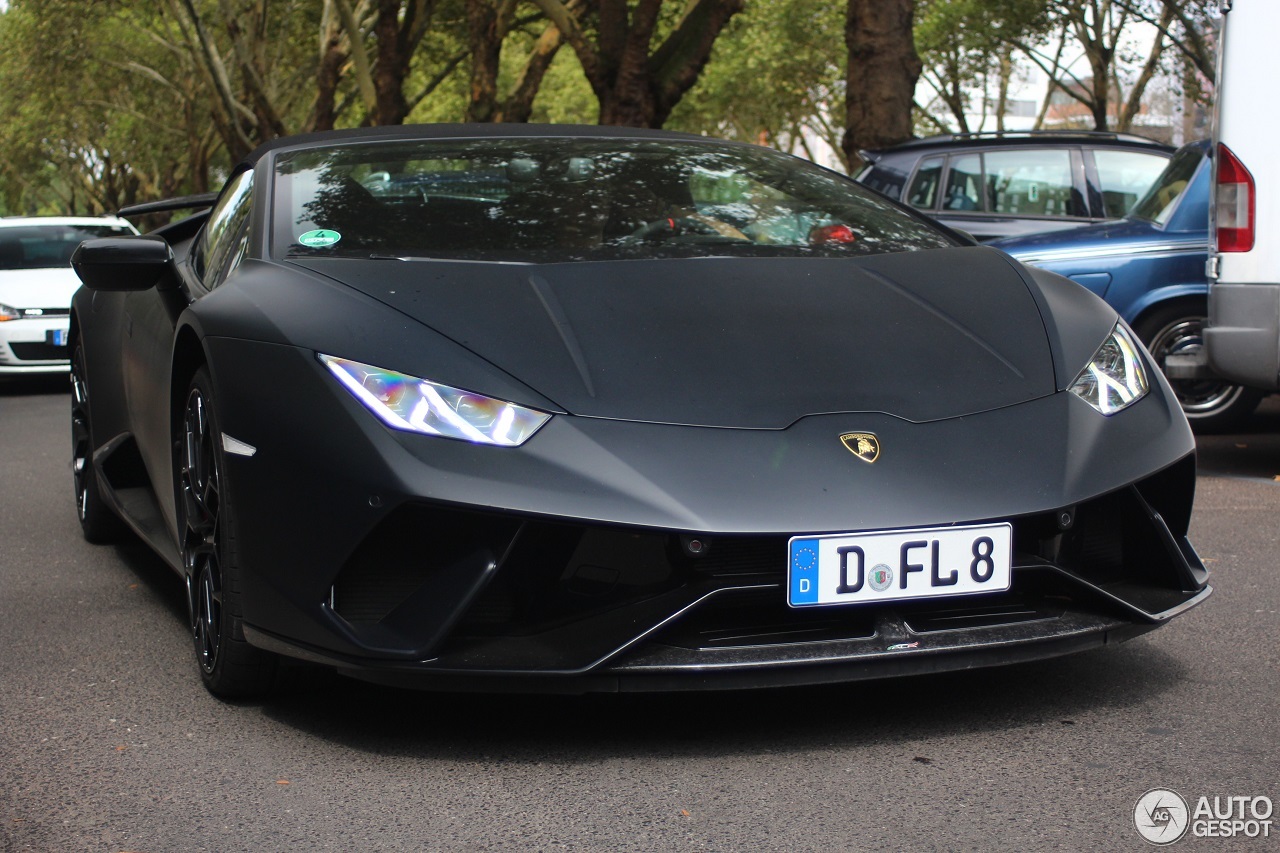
[667,0,844,161]
[0,0,1210,210]
[0,0,320,213]
[528,47,596,124]
[914,0,1053,132]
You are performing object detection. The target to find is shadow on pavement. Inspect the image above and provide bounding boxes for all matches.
[0,374,68,397]
[1196,396,1280,481]
[247,638,1188,762]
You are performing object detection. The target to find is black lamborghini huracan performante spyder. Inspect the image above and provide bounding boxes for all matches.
[70,125,1210,697]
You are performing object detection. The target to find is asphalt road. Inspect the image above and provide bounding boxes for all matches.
[2,376,1277,852]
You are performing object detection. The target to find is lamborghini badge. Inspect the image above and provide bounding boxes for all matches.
[840,432,880,464]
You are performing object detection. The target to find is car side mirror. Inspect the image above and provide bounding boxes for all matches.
[72,236,177,292]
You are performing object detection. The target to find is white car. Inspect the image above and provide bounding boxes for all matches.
[0,216,138,375]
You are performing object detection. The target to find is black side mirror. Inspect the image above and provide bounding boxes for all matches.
[71,236,177,292]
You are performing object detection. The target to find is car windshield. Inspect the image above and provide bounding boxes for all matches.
[0,223,135,271]
[1129,145,1203,226]
[273,138,955,263]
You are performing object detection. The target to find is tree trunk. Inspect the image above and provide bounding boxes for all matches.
[995,50,1012,132]
[530,0,742,129]
[311,10,347,132]
[942,53,970,133]
[465,0,504,122]
[842,0,921,167]
[372,0,411,125]
[1116,3,1174,131]
[502,22,569,123]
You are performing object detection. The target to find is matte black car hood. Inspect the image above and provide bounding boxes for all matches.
[289,246,1055,428]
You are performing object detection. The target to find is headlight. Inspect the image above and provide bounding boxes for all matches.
[0,303,20,321]
[1068,323,1149,415]
[319,354,551,446]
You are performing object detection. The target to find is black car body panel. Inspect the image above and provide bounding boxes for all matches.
[289,249,1057,427]
[70,125,1209,695]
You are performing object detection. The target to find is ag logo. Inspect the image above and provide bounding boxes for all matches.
[840,432,880,464]
[1134,788,1189,845]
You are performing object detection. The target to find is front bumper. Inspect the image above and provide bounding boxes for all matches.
[201,338,1208,692]
[241,462,1210,692]
[0,315,71,374]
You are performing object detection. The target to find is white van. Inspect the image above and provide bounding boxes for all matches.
[1204,0,1280,388]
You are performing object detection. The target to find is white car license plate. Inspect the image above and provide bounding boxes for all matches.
[788,522,1012,607]
[46,328,69,347]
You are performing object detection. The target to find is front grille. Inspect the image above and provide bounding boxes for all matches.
[331,505,521,625]
[901,594,1065,633]
[649,587,878,650]
[10,341,68,361]
[688,536,786,578]
[323,456,1201,668]
[458,523,685,631]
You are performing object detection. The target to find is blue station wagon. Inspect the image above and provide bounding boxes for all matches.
[993,141,1265,431]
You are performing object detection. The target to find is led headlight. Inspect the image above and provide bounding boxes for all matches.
[319,354,550,446]
[0,303,21,321]
[1068,323,1149,415]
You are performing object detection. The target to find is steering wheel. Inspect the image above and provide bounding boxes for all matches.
[629,214,750,241]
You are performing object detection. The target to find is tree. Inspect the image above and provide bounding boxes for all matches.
[0,1,230,212]
[528,0,744,127]
[668,0,846,165]
[464,0,577,123]
[843,0,921,167]
[1114,0,1217,80]
[914,0,1051,133]
[1006,0,1180,132]
[160,0,320,160]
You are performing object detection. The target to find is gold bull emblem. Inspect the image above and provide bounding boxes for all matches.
[839,432,880,464]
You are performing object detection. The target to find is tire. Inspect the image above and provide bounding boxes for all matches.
[71,342,127,543]
[178,367,277,698]
[1134,302,1264,434]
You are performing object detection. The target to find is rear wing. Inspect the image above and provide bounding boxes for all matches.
[117,193,218,219]
[116,193,219,244]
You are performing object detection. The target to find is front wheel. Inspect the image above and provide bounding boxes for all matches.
[1134,302,1264,433]
[71,342,126,543]
[178,367,276,698]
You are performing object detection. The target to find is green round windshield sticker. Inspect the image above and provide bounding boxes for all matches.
[298,229,342,247]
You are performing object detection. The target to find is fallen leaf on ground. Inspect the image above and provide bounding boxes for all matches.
[276,779,291,785]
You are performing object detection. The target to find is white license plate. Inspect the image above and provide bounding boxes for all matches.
[46,328,69,346]
[788,522,1012,607]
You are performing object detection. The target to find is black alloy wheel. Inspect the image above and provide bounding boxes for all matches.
[178,367,276,697]
[71,342,125,542]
